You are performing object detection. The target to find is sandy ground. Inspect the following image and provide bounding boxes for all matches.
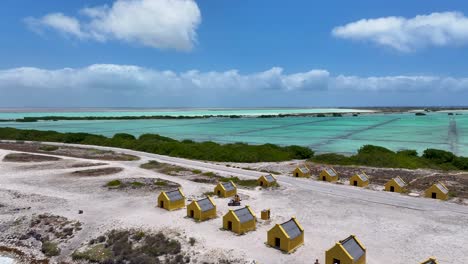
[1,145,468,264]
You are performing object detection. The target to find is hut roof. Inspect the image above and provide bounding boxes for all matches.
[165,189,184,201]
[393,177,406,187]
[298,166,310,173]
[233,207,254,223]
[197,197,215,212]
[421,258,437,264]
[221,181,236,191]
[280,218,302,239]
[340,236,365,261]
[325,168,336,176]
[264,174,276,183]
[356,173,368,182]
[435,183,449,194]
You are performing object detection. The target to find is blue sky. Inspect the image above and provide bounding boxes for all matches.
[1,0,468,107]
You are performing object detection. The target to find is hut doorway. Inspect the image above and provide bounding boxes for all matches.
[353,181,358,186]
[295,173,299,177]
[190,210,194,218]
[260,181,263,186]
[390,186,395,192]
[432,192,437,199]
[333,259,341,264]
[275,238,281,248]
[160,201,164,208]
[217,190,221,196]
[322,176,326,181]
[227,221,233,230]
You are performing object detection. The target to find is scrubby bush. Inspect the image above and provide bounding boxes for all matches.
[41,241,60,257]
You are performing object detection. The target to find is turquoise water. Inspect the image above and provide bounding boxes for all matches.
[0,110,466,156]
[0,108,371,119]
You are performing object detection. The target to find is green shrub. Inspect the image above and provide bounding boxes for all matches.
[113,133,136,141]
[154,180,167,186]
[423,149,456,164]
[72,244,112,262]
[41,241,60,257]
[106,180,122,187]
[39,145,59,151]
[131,182,145,187]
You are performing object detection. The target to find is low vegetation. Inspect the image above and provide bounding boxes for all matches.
[311,145,468,171]
[105,178,179,191]
[0,127,313,162]
[72,229,187,264]
[38,145,59,151]
[41,241,60,257]
[2,153,61,162]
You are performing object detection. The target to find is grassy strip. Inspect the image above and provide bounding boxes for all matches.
[311,145,468,171]
[0,127,313,162]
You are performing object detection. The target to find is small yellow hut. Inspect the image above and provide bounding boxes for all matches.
[186,197,216,221]
[425,182,449,200]
[420,257,438,264]
[258,174,277,187]
[384,176,407,193]
[267,217,304,253]
[319,167,338,182]
[349,172,369,187]
[214,180,237,198]
[223,206,256,234]
[325,235,366,264]
[157,188,185,211]
[292,166,311,178]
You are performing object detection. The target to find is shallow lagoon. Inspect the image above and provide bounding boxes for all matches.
[0,111,466,156]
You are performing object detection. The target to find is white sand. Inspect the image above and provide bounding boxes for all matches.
[0,147,467,264]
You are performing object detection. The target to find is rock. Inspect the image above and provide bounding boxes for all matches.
[78,210,83,214]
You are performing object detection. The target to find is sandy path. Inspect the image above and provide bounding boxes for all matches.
[0,144,467,263]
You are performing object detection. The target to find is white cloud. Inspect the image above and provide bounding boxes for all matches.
[25,0,201,51]
[332,12,468,51]
[1,64,468,107]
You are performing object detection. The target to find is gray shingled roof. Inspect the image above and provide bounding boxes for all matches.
[436,183,448,194]
[166,189,183,201]
[394,177,406,187]
[197,197,215,212]
[421,259,437,264]
[357,173,368,182]
[340,236,365,261]
[325,168,336,176]
[264,174,276,183]
[222,181,235,191]
[280,219,302,240]
[234,207,254,223]
[297,166,309,173]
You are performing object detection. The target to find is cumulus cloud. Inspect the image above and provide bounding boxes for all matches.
[332,12,468,51]
[24,0,201,50]
[1,64,468,93]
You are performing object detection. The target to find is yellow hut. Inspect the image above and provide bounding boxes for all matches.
[258,174,277,187]
[292,166,311,178]
[420,257,438,264]
[384,176,407,193]
[267,217,304,253]
[222,206,256,234]
[319,167,338,182]
[186,197,216,221]
[325,235,366,264]
[349,172,369,187]
[425,182,449,200]
[214,180,237,198]
[157,188,185,211]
